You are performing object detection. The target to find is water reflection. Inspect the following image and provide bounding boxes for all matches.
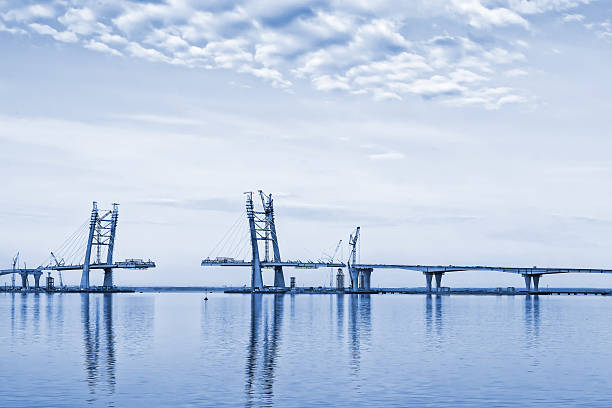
[81,294,116,403]
[245,294,284,407]
[524,295,541,346]
[348,294,372,374]
[425,295,443,343]
[336,294,344,342]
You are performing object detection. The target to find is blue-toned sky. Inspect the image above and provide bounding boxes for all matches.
[1,0,612,288]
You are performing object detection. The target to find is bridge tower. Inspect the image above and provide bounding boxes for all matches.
[246,193,264,290]
[80,202,119,289]
[103,204,119,288]
[80,202,99,289]
[260,191,285,288]
[245,191,286,290]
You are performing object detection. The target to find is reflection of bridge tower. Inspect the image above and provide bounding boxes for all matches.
[245,293,284,406]
[246,191,285,290]
[81,202,119,289]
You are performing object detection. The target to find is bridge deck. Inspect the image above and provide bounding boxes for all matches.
[0,260,155,276]
[201,259,345,269]
[353,264,612,275]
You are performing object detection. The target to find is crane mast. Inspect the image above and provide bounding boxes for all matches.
[329,239,342,287]
[348,227,360,267]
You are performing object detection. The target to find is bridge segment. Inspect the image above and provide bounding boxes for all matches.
[352,263,612,293]
[202,190,347,291]
[1,201,155,290]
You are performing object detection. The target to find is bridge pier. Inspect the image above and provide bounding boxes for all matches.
[362,268,372,290]
[20,273,28,289]
[434,272,443,292]
[523,274,531,292]
[349,267,359,291]
[532,274,541,293]
[103,268,113,288]
[425,273,433,293]
[33,272,42,289]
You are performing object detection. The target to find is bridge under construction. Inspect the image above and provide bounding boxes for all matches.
[1,202,155,291]
[202,191,612,294]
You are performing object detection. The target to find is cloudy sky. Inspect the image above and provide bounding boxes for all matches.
[1,0,612,288]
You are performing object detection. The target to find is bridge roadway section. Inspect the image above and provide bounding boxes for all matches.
[202,258,612,293]
[0,260,155,289]
[352,264,612,293]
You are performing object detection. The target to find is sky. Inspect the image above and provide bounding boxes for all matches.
[1,0,612,289]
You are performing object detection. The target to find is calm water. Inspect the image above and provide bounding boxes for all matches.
[1,292,611,407]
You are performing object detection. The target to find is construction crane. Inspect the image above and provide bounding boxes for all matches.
[11,252,18,288]
[50,252,64,267]
[50,252,65,288]
[328,239,342,287]
[347,227,360,289]
[348,227,360,267]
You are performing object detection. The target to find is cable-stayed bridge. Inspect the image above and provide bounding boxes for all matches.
[202,191,612,294]
[201,191,344,290]
[1,202,155,291]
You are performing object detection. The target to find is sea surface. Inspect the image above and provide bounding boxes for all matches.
[1,292,611,407]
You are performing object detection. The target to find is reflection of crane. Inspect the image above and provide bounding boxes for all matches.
[328,240,342,287]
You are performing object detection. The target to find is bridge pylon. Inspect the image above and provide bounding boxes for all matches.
[80,202,98,289]
[245,191,286,290]
[80,202,120,289]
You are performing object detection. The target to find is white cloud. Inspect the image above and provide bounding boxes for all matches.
[450,0,529,28]
[2,4,55,22]
[368,151,405,160]
[0,0,598,108]
[58,8,109,36]
[28,23,78,43]
[507,0,593,14]
[504,68,528,77]
[563,13,585,22]
[125,42,169,63]
[84,39,122,56]
[0,20,26,35]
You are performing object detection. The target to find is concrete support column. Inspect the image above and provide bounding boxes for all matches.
[425,273,433,293]
[532,274,541,293]
[20,273,28,289]
[349,267,359,291]
[362,269,372,290]
[103,268,113,288]
[358,271,364,289]
[434,272,443,292]
[33,272,41,289]
[523,275,531,292]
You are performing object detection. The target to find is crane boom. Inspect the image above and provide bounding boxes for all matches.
[348,227,360,267]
